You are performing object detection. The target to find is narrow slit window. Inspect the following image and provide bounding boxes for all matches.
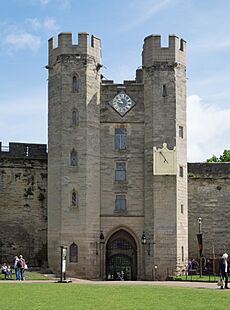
[182,246,184,262]
[69,242,78,263]
[179,126,184,138]
[72,110,79,127]
[70,149,78,166]
[181,204,184,214]
[72,76,78,93]
[179,166,183,177]
[72,190,77,207]
[162,84,167,97]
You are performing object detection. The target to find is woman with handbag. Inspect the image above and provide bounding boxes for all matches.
[219,253,229,289]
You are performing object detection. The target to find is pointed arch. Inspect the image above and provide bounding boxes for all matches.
[70,149,78,166]
[71,109,79,127]
[106,229,137,280]
[105,226,140,250]
[69,242,78,263]
[72,75,78,93]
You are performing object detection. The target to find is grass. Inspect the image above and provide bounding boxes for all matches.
[0,283,229,310]
[1,270,54,281]
[175,274,218,282]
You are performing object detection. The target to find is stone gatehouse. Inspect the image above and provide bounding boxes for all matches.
[0,32,229,280]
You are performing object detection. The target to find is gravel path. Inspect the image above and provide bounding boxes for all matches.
[0,278,222,289]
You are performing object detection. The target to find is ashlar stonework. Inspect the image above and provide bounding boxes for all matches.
[0,32,229,280]
[47,32,187,280]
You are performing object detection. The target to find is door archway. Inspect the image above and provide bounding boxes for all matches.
[106,229,137,280]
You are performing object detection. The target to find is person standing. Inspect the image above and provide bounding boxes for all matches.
[219,253,229,289]
[19,255,26,281]
[1,263,9,279]
[14,256,21,280]
[188,259,193,274]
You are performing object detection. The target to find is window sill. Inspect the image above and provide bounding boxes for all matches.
[114,149,129,154]
[69,205,79,210]
[114,180,128,184]
[113,183,128,192]
[113,210,127,215]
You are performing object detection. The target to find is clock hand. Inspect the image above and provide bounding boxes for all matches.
[159,151,168,163]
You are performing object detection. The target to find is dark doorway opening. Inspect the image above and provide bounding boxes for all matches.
[106,229,137,280]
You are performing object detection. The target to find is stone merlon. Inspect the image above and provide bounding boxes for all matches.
[142,34,186,67]
[48,32,101,56]
[0,142,47,159]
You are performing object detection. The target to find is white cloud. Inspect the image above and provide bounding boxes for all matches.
[188,73,230,106]
[108,64,135,83]
[190,32,230,50]
[26,17,59,31]
[26,18,41,30]
[0,90,47,146]
[120,0,172,32]
[43,17,58,31]
[4,32,41,52]
[2,16,58,54]
[38,0,71,8]
[39,0,50,4]
[187,95,230,162]
[60,0,71,8]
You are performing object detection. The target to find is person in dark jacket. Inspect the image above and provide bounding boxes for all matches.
[19,255,26,281]
[219,253,229,289]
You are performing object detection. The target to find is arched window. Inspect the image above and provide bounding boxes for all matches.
[72,76,78,93]
[162,84,167,97]
[70,149,78,166]
[72,109,79,127]
[72,190,78,207]
[69,242,78,263]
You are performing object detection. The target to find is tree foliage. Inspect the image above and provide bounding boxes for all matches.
[206,150,230,162]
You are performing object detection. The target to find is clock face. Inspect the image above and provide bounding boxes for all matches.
[109,91,136,116]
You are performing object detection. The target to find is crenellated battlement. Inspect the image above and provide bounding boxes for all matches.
[48,32,101,64]
[142,34,186,67]
[0,142,47,159]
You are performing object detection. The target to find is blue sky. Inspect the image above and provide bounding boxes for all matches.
[1,0,230,162]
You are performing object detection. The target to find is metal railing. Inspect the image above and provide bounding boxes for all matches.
[167,257,221,282]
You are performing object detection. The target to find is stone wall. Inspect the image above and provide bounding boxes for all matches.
[1,144,230,272]
[48,32,101,278]
[1,32,230,279]
[188,163,230,260]
[0,143,47,266]
[142,34,187,278]
[100,80,145,279]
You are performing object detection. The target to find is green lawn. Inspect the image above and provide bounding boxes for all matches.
[0,284,229,310]
[1,270,54,281]
[175,274,218,282]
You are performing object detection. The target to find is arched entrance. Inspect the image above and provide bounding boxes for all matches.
[106,229,137,280]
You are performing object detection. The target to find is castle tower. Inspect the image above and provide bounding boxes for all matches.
[142,35,187,278]
[47,32,101,277]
